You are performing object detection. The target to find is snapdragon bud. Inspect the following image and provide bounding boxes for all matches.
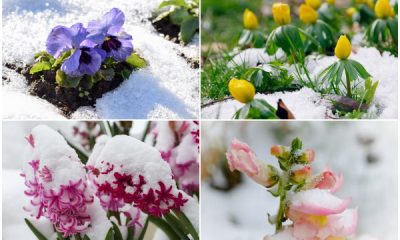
[290,165,312,183]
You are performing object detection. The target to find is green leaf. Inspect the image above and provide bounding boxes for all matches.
[125,53,147,68]
[55,70,81,88]
[348,60,371,79]
[112,222,123,240]
[24,218,48,240]
[238,29,253,46]
[52,50,72,68]
[159,0,188,8]
[29,61,52,74]
[179,15,199,43]
[105,227,114,240]
[238,103,251,119]
[291,138,302,152]
[169,8,190,25]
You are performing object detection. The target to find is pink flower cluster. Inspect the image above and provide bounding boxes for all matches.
[148,121,199,195]
[72,122,101,151]
[88,165,187,217]
[22,133,93,237]
[87,135,190,218]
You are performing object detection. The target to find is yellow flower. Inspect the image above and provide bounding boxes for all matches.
[346,7,357,17]
[228,78,256,103]
[365,0,374,9]
[272,3,291,25]
[326,0,335,5]
[375,0,395,18]
[243,9,259,30]
[305,0,321,9]
[355,0,365,4]
[299,4,318,24]
[334,35,352,60]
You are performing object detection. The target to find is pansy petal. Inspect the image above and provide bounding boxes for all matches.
[61,50,82,77]
[290,189,350,216]
[69,23,88,48]
[78,49,102,76]
[109,38,133,61]
[46,26,73,58]
[104,8,125,35]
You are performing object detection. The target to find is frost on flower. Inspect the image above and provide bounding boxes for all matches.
[87,134,190,218]
[146,121,200,195]
[21,125,95,237]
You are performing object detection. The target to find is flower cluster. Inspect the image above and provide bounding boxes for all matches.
[226,138,357,240]
[87,135,189,217]
[46,8,133,77]
[72,122,101,151]
[22,126,94,237]
[146,121,200,195]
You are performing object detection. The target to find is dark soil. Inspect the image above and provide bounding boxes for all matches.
[6,62,132,117]
[179,53,199,69]
[151,17,181,43]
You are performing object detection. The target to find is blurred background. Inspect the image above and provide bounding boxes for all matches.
[201,121,398,240]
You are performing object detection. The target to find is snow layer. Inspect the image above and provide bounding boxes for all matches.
[201,121,397,239]
[203,47,397,119]
[2,0,199,119]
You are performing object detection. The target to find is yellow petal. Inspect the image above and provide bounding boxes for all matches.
[334,35,352,60]
[243,9,259,30]
[272,3,291,25]
[228,78,256,103]
[299,4,318,24]
[305,0,321,9]
[375,0,395,18]
[326,0,336,5]
[346,7,357,17]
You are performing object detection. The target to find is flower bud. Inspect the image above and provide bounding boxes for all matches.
[226,138,259,176]
[253,162,280,187]
[300,149,315,164]
[306,0,321,9]
[299,4,318,24]
[308,169,343,192]
[346,7,356,18]
[243,9,259,30]
[290,165,312,183]
[270,145,286,158]
[366,0,374,9]
[375,0,395,18]
[326,0,335,5]
[228,78,256,104]
[272,3,291,25]
[334,35,352,60]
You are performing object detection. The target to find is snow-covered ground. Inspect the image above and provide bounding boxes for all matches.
[202,47,397,119]
[201,121,398,239]
[2,0,199,119]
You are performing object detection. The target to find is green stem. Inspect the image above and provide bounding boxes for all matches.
[301,62,315,89]
[345,70,352,98]
[148,216,181,240]
[275,192,286,232]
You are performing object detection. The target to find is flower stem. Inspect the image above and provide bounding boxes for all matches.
[275,190,286,232]
[345,70,352,98]
[173,210,199,240]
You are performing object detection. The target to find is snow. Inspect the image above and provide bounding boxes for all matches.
[203,47,397,119]
[201,121,398,240]
[2,0,199,119]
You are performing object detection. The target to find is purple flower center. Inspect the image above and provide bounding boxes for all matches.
[79,47,92,64]
[101,36,122,52]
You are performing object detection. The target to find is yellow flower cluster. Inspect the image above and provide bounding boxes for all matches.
[334,35,352,60]
[374,0,396,19]
[228,79,255,104]
[272,3,291,25]
[243,9,259,30]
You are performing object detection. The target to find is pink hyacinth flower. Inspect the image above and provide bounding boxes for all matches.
[226,138,259,176]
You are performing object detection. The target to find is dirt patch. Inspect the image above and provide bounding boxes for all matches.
[6,62,133,117]
[179,53,199,69]
[151,17,181,43]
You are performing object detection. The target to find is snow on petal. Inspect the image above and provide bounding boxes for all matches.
[290,189,351,216]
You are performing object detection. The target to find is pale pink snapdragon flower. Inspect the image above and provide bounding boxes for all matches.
[226,138,278,187]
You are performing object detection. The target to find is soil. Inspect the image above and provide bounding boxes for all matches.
[5,62,132,117]
[179,53,199,69]
[151,17,181,44]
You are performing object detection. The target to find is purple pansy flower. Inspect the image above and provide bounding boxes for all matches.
[46,23,105,77]
[87,8,133,61]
